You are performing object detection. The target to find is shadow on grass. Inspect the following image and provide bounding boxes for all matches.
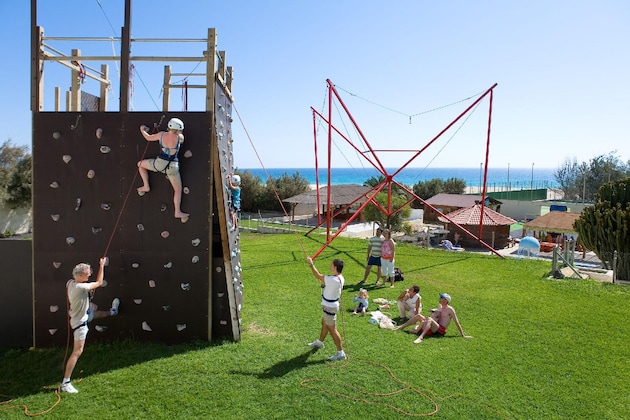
[229,350,326,379]
[0,339,216,398]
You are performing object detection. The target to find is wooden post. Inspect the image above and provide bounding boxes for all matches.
[54,87,60,111]
[32,27,44,112]
[218,51,226,81]
[99,64,109,111]
[163,65,172,111]
[226,66,233,92]
[119,0,132,112]
[70,49,81,111]
[206,28,217,112]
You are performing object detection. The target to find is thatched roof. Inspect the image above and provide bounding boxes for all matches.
[523,211,581,234]
[425,193,502,207]
[437,203,516,226]
[283,184,373,205]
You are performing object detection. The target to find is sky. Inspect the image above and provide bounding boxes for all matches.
[2,0,629,171]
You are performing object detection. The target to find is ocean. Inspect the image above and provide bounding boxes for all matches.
[240,167,558,191]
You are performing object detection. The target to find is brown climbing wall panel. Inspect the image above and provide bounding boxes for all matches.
[31,111,233,346]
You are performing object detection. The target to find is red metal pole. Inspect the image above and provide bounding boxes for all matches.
[478,89,494,239]
[312,110,321,225]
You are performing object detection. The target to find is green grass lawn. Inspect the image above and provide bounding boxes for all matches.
[1,232,629,419]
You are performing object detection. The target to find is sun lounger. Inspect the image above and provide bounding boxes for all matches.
[441,239,464,251]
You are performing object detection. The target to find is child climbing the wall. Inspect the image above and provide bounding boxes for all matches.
[227,174,241,231]
[137,118,189,220]
[352,288,369,316]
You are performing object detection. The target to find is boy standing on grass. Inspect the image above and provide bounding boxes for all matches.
[306,256,346,361]
[60,258,120,393]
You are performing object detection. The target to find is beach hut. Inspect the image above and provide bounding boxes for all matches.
[283,184,372,221]
[437,203,516,249]
[523,211,581,252]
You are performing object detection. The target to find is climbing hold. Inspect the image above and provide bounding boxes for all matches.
[99,145,111,154]
[62,155,72,164]
[52,261,61,268]
[50,181,59,188]
[176,324,187,331]
[92,227,102,234]
[191,255,199,263]
[180,283,191,291]
[101,203,111,210]
[215,266,223,273]
[75,198,82,211]
[52,131,61,140]
[131,262,139,268]
[162,305,170,311]
[183,186,190,194]
[183,150,192,158]
[164,262,172,269]
[137,224,145,231]
[137,190,145,196]
[180,216,189,224]
[160,231,169,239]
[49,305,59,313]
[87,169,95,179]
[134,299,142,304]
[66,237,75,245]
[191,238,200,247]
[51,214,60,222]
[160,203,167,212]
[48,329,58,335]
[95,128,103,139]
[142,321,152,332]
[95,326,107,332]
[148,280,156,288]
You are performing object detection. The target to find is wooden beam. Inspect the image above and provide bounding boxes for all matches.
[163,65,171,112]
[206,28,216,112]
[70,49,81,111]
[99,64,109,111]
[119,0,132,112]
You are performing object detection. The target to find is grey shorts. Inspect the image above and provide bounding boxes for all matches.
[322,305,339,326]
[149,157,179,176]
[73,324,89,341]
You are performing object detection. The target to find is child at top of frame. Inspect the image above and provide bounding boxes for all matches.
[352,288,369,316]
[137,118,189,220]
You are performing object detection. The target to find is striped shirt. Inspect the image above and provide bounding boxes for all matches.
[368,235,384,258]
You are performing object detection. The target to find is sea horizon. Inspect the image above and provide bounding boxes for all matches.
[239,166,559,190]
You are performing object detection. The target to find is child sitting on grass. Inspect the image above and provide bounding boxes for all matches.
[352,288,369,315]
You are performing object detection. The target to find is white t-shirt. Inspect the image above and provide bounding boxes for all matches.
[403,292,422,315]
[321,274,344,309]
[67,280,92,329]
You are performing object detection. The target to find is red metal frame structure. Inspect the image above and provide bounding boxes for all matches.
[309,79,502,259]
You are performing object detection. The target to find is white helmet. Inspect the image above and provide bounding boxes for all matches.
[168,118,184,131]
[232,174,241,185]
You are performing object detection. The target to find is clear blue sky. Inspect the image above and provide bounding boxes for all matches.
[2,0,629,171]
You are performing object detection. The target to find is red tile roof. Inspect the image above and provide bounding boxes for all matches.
[437,203,516,226]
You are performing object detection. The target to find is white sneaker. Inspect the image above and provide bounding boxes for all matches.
[328,351,346,362]
[60,382,78,393]
[110,298,120,316]
[307,340,324,350]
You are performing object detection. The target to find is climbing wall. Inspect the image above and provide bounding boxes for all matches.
[32,111,239,346]
[212,80,243,340]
